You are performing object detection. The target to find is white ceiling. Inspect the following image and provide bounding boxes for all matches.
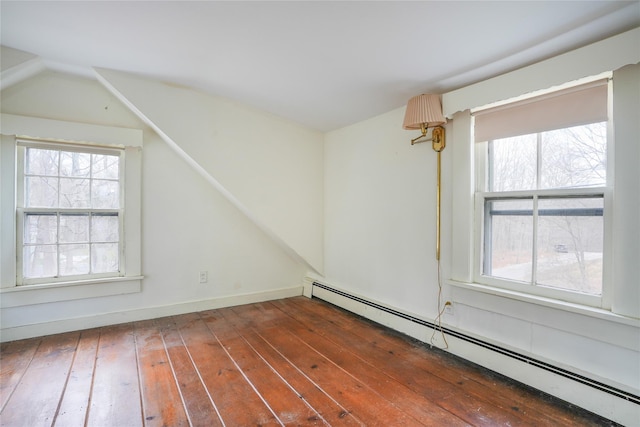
[1,1,639,131]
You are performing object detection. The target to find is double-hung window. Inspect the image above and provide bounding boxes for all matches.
[17,140,123,285]
[1,114,142,306]
[473,77,610,306]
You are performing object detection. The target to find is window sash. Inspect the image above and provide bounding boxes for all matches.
[16,141,125,285]
[475,187,605,306]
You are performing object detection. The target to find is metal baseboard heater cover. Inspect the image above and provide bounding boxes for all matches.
[312,281,639,406]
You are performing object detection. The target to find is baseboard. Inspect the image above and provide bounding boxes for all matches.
[311,281,639,426]
[0,286,304,342]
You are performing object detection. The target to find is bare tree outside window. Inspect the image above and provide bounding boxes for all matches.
[21,145,121,281]
[540,124,607,189]
[490,134,537,192]
[484,122,606,296]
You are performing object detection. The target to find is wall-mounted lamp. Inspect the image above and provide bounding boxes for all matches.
[403,94,446,260]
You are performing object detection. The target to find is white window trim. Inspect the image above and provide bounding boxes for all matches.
[0,114,143,306]
[0,276,143,308]
[447,279,639,329]
[446,64,639,321]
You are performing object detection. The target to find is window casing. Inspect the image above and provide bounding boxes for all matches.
[473,78,611,307]
[1,114,142,306]
[16,140,124,285]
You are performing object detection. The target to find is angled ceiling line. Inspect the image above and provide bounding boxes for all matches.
[94,67,322,276]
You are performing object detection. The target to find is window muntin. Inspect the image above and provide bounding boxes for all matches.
[18,142,123,284]
[474,80,609,305]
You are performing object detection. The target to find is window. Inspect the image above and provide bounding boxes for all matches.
[1,114,142,305]
[17,141,123,284]
[473,78,610,306]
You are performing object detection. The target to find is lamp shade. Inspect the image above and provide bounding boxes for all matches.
[403,94,446,130]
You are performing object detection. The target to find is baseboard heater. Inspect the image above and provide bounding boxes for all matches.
[312,281,640,406]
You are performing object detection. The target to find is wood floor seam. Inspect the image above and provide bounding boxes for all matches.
[0,297,617,427]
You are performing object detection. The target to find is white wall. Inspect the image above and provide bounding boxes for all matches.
[324,107,450,316]
[0,70,309,339]
[96,68,324,275]
[322,30,639,424]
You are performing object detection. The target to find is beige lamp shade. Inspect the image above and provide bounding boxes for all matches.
[403,94,446,130]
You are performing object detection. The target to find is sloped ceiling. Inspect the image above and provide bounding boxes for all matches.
[1,1,639,131]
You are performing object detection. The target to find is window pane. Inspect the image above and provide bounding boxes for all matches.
[24,214,57,244]
[26,148,58,176]
[25,176,59,207]
[540,123,607,189]
[490,134,537,191]
[20,145,124,283]
[59,244,90,276]
[485,199,533,282]
[91,215,119,242]
[60,177,90,208]
[23,245,57,278]
[92,243,119,273]
[93,154,119,179]
[60,151,90,178]
[59,214,89,243]
[92,180,119,209]
[536,197,603,295]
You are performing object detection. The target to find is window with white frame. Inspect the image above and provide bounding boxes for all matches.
[473,77,610,306]
[1,115,142,306]
[17,140,124,285]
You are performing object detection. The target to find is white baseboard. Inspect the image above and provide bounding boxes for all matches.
[311,281,639,426]
[302,275,314,298]
[0,286,303,342]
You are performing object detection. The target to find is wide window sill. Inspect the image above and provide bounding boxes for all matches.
[0,276,143,308]
[448,280,639,328]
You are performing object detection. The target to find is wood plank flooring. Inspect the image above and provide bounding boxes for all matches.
[0,296,617,426]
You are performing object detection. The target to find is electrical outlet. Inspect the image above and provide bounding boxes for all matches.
[199,271,208,284]
[444,301,453,315]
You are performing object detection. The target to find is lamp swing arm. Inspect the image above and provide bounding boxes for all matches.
[411,133,433,145]
[411,125,446,152]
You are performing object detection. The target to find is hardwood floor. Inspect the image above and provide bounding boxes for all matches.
[0,296,615,426]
